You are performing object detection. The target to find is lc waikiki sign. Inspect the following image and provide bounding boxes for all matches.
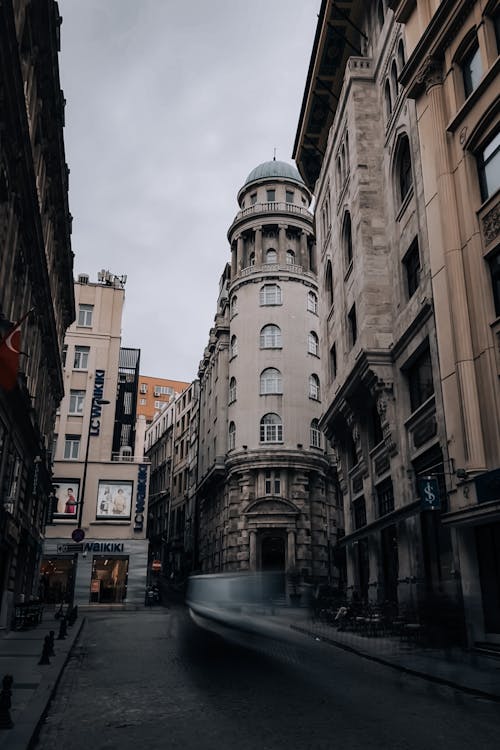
[90,370,106,436]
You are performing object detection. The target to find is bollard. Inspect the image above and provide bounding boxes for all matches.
[57,615,67,640]
[48,630,55,656]
[38,636,51,665]
[68,605,78,627]
[0,674,14,729]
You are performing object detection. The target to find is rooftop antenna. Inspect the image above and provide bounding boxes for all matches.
[273,147,276,161]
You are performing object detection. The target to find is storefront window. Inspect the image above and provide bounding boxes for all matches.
[90,556,129,604]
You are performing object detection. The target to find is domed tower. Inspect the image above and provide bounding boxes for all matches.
[197,160,337,591]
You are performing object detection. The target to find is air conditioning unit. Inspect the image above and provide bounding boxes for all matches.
[78,274,89,284]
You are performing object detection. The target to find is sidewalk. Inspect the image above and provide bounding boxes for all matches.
[280,610,500,701]
[0,615,84,750]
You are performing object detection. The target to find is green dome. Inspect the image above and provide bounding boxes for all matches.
[244,160,304,186]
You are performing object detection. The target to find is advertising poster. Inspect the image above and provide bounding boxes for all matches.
[96,480,132,519]
[54,480,80,517]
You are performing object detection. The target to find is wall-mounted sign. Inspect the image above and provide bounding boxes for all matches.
[83,542,125,553]
[418,476,440,511]
[90,370,106,436]
[96,480,132,519]
[53,480,80,517]
[134,464,148,531]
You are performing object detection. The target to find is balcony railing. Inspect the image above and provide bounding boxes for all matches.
[228,201,313,233]
[240,262,306,278]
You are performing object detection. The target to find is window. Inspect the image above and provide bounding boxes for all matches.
[140,383,148,394]
[348,304,357,347]
[488,250,500,317]
[307,291,318,313]
[249,252,255,266]
[308,331,319,356]
[377,479,395,517]
[309,374,320,400]
[477,130,500,202]
[462,41,482,98]
[154,401,163,410]
[229,377,237,403]
[123,392,133,415]
[265,248,277,264]
[64,435,80,460]
[384,80,392,119]
[228,422,236,450]
[403,240,421,298]
[260,324,282,348]
[260,413,283,443]
[330,343,337,380]
[77,304,93,327]
[286,190,294,203]
[325,260,334,308]
[231,295,238,317]
[391,61,399,99]
[397,40,405,71]
[260,284,282,305]
[230,335,238,358]
[353,497,367,529]
[260,368,283,394]
[310,419,322,448]
[265,470,281,495]
[407,348,434,412]
[286,250,295,265]
[62,345,67,368]
[73,346,90,370]
[398,136,413,203]
[69,390,85,415]
[250,192,257,205]
[266,189,275,202]
[139,398,146,405]
[343,213,353,266]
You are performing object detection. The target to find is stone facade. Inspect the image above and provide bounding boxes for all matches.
[0,0,75,629]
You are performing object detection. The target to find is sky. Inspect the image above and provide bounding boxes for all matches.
[59,0,321,382]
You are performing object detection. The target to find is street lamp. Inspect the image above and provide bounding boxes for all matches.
[76,397,110,530]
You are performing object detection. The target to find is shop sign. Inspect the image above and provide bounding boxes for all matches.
[151,559,161,571]
[418,476,440,511]
[134,464,148,531]
[90,370,106,436]
[83,542,124,552]
[57,543,83,553]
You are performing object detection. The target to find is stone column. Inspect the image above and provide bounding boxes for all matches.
[249,530,257,570]
[255,226,263,265]
[278,224,287,262]
[236,235,244,273]
[421,58,486,471]
[300,231,308,270]
[287,529,296,571]
[231,242,237,277]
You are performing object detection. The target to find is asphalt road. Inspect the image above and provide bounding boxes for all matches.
[34,607,500,750]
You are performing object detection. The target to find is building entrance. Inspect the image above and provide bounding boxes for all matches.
[476,522,500,638]
[39,557,76,604]
[260,534,285,598]
[90,556,128,604]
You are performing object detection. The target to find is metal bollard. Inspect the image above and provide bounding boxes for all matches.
[48,630,55,657]
[0,674,14,729]
[57,615,67,640]
[38,636,51,665]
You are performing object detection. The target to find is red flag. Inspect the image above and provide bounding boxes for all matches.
[0,310,32,391]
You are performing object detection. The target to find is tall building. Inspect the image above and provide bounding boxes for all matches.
[0,0,74,629]
[41,272,149,608]
[195,160,338,592]
[137,375,189,424]
[294,0,462,634]
[388,0,500,645]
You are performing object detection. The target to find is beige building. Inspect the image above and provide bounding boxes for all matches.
[388,0,500,645]
[294,0,462,635]
[195,160,339,595]
[42,272,150,607]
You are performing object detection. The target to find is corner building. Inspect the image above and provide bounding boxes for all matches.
[196,161,338,589]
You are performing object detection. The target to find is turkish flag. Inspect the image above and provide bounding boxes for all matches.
[0,310,32,391]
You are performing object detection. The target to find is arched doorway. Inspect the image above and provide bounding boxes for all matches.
[260,534,286,598]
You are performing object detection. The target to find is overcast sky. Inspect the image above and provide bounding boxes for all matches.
[59,0,320,382]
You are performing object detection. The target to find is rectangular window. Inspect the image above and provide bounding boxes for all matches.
[477,130,500,202]
[73,346,90,370]
[403,240,421,298]
[64,435,80,460]
[77,304,93,327]
[69,390,85,415]
[139,398,146,405]
[260,285,282,305]
[353,497,367,530]
[307,292,318,313]
[407,348,434,412]
[330,343,337,380]
[377,479,395,517]
[286,190,294,203]
[154,385,174,396]
[250,192,257,205]
[140,383,148,394]
[348,304,357,347]
[154,401,163,410]
[123,391,133,415]
[488,250,500,317]
[264,470,281,495]
[462,43,482,98]
[266,189,275,202]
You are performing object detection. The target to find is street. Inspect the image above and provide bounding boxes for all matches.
[33,607,500,750]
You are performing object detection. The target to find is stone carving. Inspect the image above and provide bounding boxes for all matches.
[417,56,443,93]
[482,201,499,247]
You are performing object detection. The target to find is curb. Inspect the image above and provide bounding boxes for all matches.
[291,624,500,704]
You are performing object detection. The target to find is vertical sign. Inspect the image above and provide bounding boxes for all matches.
[418,476,441,510]
[134,464,147,531]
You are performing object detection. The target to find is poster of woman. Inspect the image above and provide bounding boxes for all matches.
[96,480,132,519]
[54,480,80,517]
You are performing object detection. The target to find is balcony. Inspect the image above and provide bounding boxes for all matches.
[239,262,311,280]
[228,201,313,234]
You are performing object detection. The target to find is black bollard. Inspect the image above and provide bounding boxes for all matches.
[48,630,55,657]
[38,636,51,665]
[57,615,67,640]
[68,605,78,627]
[0,674,14,729]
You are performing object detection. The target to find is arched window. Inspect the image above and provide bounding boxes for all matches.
[286,249,295,265]
[325,259,334,308]
[249,251,255,266]
[398,136,413,203]
[229,377,237,403]
[310,419,321,448]
[384,80,392,119]
[308,331,319,356]
[377,0,385,29]
[260,368,283,394]
[391,61,399,99]
[397,40,405,71]
[228,421,236,450]
[460,35,482,98]
[309,374,320,400]
[343,212,353,266]
[230,295,238,317]
[260,284,282,305]
[307,290,318,313]
[265,248,277,264]
[337,156,342,187]
[260,324,282,348]
[341,144,346,178]
[260,413,283,443]
[230,335,238,358]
